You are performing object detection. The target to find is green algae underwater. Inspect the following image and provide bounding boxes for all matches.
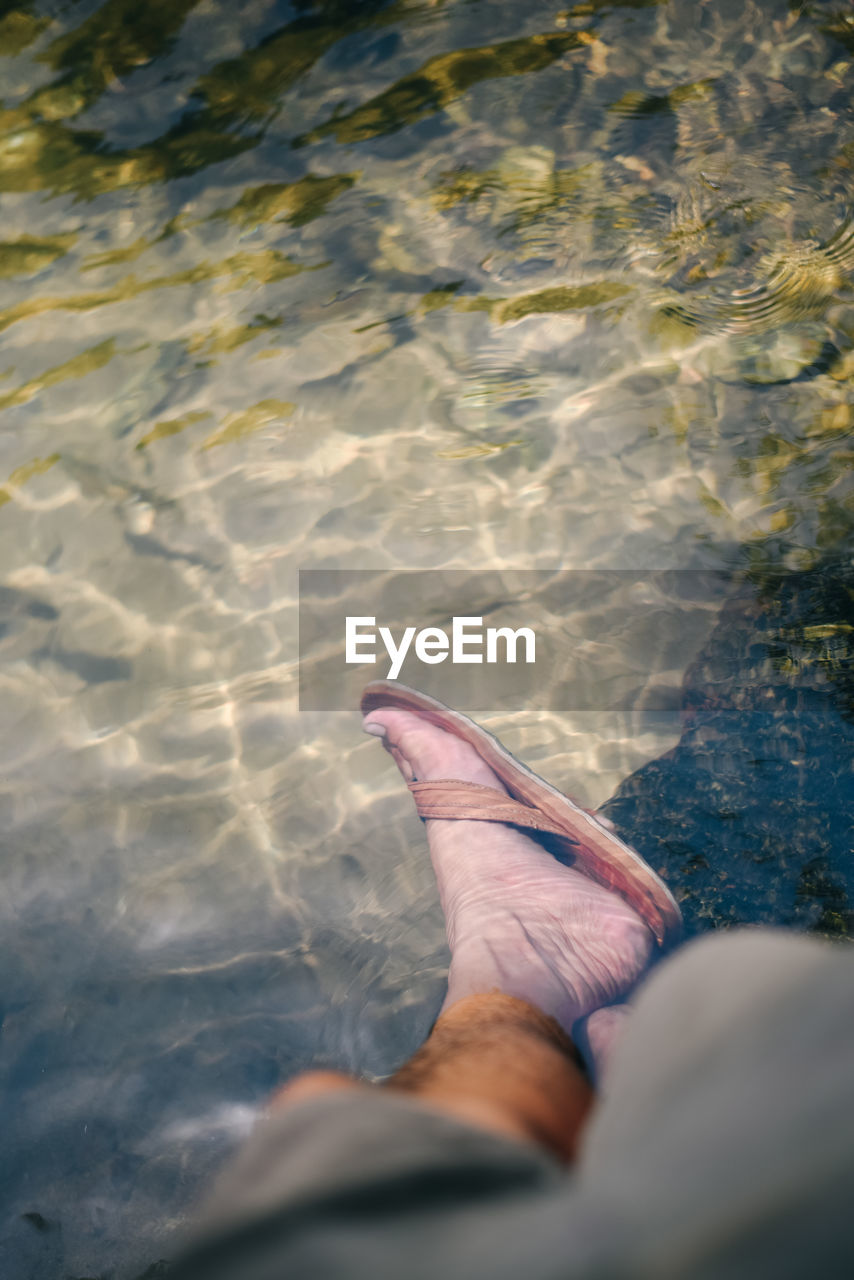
[1,0,854,1276]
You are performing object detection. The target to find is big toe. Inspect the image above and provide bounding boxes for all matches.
[362,707,421,781]
[362,707,503,789]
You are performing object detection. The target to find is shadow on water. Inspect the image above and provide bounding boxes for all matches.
[0,2,593,200]
[293,29,587,147]
[605,556,854,938]
[1,0,378,197]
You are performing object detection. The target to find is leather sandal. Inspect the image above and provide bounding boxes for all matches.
[361,679,682,949]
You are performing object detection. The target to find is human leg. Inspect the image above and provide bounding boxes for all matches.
[272,993,592,1163]
[360,700,661,1074]
[271,691,669,1164]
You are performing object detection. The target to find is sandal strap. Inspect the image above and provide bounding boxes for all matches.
[408,779,578,844]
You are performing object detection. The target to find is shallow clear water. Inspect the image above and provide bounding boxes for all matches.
[1,1,853,1275]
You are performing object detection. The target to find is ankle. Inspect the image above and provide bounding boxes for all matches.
[445,939,584,1032]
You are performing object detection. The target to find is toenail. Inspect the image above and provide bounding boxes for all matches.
[363,721,387,738]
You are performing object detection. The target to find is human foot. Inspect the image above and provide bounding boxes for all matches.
[363,705,655,1041]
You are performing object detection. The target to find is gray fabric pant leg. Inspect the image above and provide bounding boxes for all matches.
[579,928,854,1279]
[174,929,854,1280]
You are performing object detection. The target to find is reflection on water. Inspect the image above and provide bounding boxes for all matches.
[0,0,853,1275]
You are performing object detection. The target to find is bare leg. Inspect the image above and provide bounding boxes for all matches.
[385,992,593,1162]
[273,706,660,1159]
[274,993,593,1164]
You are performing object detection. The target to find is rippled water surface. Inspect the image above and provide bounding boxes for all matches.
[2,1,854,1275]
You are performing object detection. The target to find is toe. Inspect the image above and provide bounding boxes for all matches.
[362,706,415,742]
[362,707,505,790]
[362,707,429,781]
